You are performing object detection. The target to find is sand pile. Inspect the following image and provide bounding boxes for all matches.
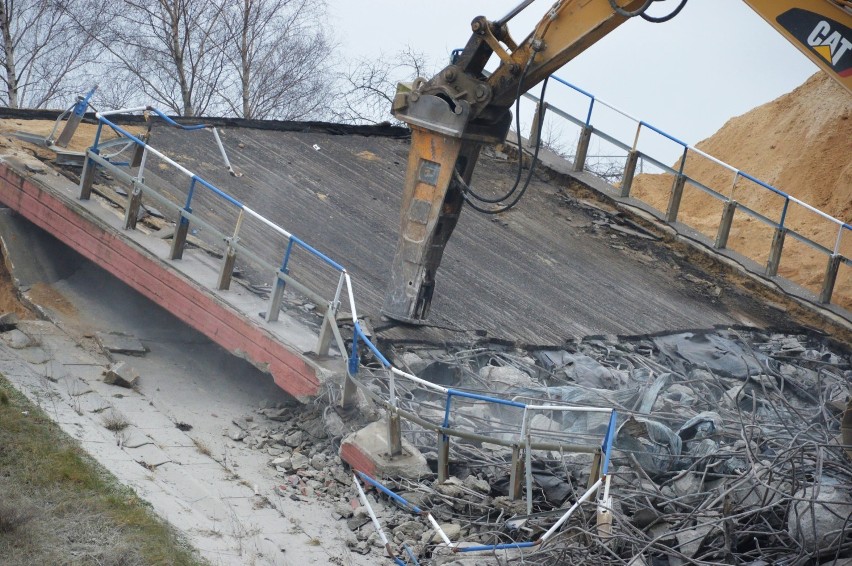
[631,72,851,309]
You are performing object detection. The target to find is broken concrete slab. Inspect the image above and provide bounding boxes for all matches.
[1,328,31,349]
[103,361,139,388]
[339,419,430,479]
[95,331,147,356]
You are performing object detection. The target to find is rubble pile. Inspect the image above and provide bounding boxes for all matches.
[361,328,850,564]
[235,327,849,564]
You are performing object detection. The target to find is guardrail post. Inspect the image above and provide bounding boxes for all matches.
[525,428,534,514]
[665,174,686,223]
[217,240,238,290]
[387,411,403,458]
[437,432,450,483]
[508,445,524,500]
[715,200,737,249]
[169,211,190,260]
[315,309,336,357]
[765,227,787,277]
[123,182,143,230]
[620,150,640,197]
[528,102,546,148]
[341,373,358,409]
[588,449,602,488]
[130,143,145,169]
[79,153,97,200]
[819,254,841,304]
[573,126,593,173]
[266,271,286,322]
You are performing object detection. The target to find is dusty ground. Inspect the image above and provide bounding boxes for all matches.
[631,73,852,308]
[0,374,204,566]
[0,216,382,565]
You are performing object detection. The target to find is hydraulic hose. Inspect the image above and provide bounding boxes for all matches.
[608,0,688,23]
[459,76,550,215]
[640,0,688,22]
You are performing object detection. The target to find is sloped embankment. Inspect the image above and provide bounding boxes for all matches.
[631,73,851,309]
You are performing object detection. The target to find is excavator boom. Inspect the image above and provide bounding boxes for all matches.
[382,0,851,324]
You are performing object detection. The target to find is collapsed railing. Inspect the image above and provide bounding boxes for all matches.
[520,75,851,306]
[78,107,618,556]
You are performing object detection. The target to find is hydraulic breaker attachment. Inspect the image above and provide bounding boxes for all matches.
[381,126,483,324]
[382,127,459,323]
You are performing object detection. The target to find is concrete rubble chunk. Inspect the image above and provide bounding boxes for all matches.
[430,523,461,543]
[228,428,248,441]
[263,407,292,421]
[95,331,147,356]
[103,361,139,388]
[393,520,426,542]
[1,328,31,349]
[463,475,491,494]
[285,430,303,447]
[297,416,328,440]
[289,452,310,470]
[333,502,354,519]
[435,476,465,498]
[478,365,533,392]
[787,484,851,554]
[398,352,428,375]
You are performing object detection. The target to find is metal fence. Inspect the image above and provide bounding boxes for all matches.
[520,75,850,306]
[78,107,618,553]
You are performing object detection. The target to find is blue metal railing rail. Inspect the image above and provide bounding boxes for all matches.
[78,107,619,556]
[518,75,849,304]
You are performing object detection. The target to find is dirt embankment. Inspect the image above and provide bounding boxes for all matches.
[631,73,852,309]
[0,119,144,153]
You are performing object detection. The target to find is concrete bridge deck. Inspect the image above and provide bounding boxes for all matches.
[0,116,845,399]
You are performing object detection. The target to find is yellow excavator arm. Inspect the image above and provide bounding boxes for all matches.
[744,0,851,92]
[382,0,852,324]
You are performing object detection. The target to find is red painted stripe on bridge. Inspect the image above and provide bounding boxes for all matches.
[0,162,321,398]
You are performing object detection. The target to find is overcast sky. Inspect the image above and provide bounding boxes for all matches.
[328,0,819,162]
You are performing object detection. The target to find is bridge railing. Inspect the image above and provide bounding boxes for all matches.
[519,75,850,306]
[78,107,618,550]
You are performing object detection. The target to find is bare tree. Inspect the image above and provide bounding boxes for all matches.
[0,0,98,109]
[333,46,435,125]
[219,0,333,120]
[67,0,230,116]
